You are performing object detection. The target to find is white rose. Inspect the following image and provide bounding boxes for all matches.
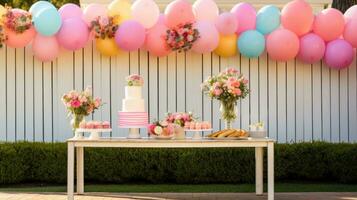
[154,126,163,135]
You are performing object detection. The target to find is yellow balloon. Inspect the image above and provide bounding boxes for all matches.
[214,34,238,57]
[0,5,6,25]
[108,0,131,25]
[96,38,120,57]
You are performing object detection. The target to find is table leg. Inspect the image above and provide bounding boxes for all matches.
[267,142,274,200]
[67,142,74,200]
[255,147,263,195]
[76,147,84,194]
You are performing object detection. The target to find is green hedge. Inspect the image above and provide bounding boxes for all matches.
[0,142,356,185]
[0,0,79,10]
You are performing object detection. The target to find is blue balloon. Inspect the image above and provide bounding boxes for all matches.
[238,30,265,58]
[29,1,56,15]
[256,5,280,35]
[33,7,62,36]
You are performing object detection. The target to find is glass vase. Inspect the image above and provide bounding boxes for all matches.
[71,114,84,132]
[220,101,237,129]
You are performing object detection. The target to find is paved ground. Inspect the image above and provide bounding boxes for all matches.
[0,192,357,200]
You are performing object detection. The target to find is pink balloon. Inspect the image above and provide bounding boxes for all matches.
[313,8,345,42]
[231,3,256,34]
[164,0,195,28]
[115,20,146,51]
[298,33,325,64]
[83,4,107,26]
[132,0,160,29]
[344,19,357,48]
[5,27,36,48]
[345,5,357,23]
[324,39,354,69]
[281,0,314,36]
[193,0,219,23]
[59,3,83,20]
[32,34,59,62]
[57,18,89,51]
[192,21,219,53]
[215,12,238,35]
[266,29,300,61]
[145,20,171,56]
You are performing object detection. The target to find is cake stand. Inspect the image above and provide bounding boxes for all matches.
[75,128,112,140]
[185,129,213,140]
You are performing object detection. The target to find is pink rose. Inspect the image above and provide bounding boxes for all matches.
[79,95,87,103]
[100,17,109,26]
[94,98,101,108]
[243,79,249,84]
[233,88,241,96]
[70,100,81,108]
[182,113,189,121]
[148,124,156,134]
[214,89,223,96]
[175,114,182,120]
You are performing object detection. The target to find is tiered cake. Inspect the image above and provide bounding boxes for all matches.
[118,75,148,137]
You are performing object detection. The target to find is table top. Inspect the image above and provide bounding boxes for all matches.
[67,137,274,148]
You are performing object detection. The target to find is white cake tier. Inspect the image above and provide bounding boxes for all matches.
[125,86,142,99]
[122,99,145,112]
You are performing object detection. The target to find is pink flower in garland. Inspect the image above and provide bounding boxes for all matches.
[165,23,200,52]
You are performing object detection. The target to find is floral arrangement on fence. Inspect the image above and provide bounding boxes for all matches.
[201,68,250,128]
[3,7,32,34]
[0,25,6,48]
[90,16,119,39]
[61,86,102,131]
[165,23,199,52]
[165,112,195,127]
[148,121,174,136]
[126,74,144,86]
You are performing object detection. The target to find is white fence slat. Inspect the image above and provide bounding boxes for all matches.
[295,60,305,142]
[212,53,221,131]
[330,69,340,142]
[101,56,111,137]
[176,53,186,112]
[303,63,313,141]
[349,54,357,142]
[93,49,102,121]
[33,58,43,141]
[0,46,6,140]
[321,66,331,141]
[202,53,212,126]
[43,62,53,142]
[186,53,202,120]
[24,47,34,141]
[167,53,176,113]
[158,56,168,119]
[250,58,259,127]
[74,49,83,91]
[241,56,250,130]
[259,53,268,131]
[139,50,149,135]
[52,59,59,142]
[312,61,322,140]
[130,51,139,74]
[277,61,287,143]
[15,48,25,141]
[227,54,241,129]
[268,58,277,140]
[148,54,159,122]
[286,60,295,142]
[339,67,349,142]
[6,48,16,141]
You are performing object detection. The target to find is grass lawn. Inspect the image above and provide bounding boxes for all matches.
[0,183,357,193]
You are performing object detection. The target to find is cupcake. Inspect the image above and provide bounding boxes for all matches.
[184,122,191,129]
[93,121,102,129]
[189,122,196,130]
[79,121,86,129]
[102,121,110,129]
[86,121,95,129]
[201,122,208,129]
[195,122,202,130]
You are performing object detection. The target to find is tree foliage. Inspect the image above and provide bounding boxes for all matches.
[332,0,357,13]
[0,0,79,10]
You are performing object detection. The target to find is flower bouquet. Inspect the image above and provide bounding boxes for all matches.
[201,68,249,129]
[0,25,6,48]
[126,74,144,86]
[165,112,195,139]
[165,23,199,52]
[148,121,174,139]
[61,86,102,132]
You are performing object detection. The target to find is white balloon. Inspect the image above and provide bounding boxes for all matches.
[131,0,160,29]
[193,0,219,23]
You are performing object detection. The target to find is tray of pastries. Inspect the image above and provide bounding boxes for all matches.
[206,129,249,140]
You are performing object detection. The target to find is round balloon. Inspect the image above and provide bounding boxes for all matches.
[29,1,56,16]
[231,3,256,34]
[192,21,219,53]
[324,39,354,69]
[59,3,83,20]
[214,34,238,57]
[238,30,265,58]
[57,17,89,51]
[131,0,160,29]
[313,8,345,42]
[108,0,131,25]
[5,27,36,48]
[281,0,314,36]
[32,34,60,62]
[165,0,195,28]
[298,33,325,64]
[145,22,171,56]
[96,38,120,56]
[115,20,146,51]
[343,19,357,48]
[256,5,280,35]
[215,12,238,35]
[345,5,357,23]
[83,4,108,26]
[266,29,299,61]
[33,7,62,36]
[193,0,219,23]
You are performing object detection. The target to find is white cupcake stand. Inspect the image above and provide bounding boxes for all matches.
[185,129,213,140]
[75,129,112,140]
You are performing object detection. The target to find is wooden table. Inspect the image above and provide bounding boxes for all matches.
[67,138,275,200]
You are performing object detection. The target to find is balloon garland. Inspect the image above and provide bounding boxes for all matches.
[0,0,356,70]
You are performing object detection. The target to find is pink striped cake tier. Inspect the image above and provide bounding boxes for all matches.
[118,111,148,128]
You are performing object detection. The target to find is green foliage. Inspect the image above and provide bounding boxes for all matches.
[0,142,356,185]
[0,0,79,10]
[332,0,357,13]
